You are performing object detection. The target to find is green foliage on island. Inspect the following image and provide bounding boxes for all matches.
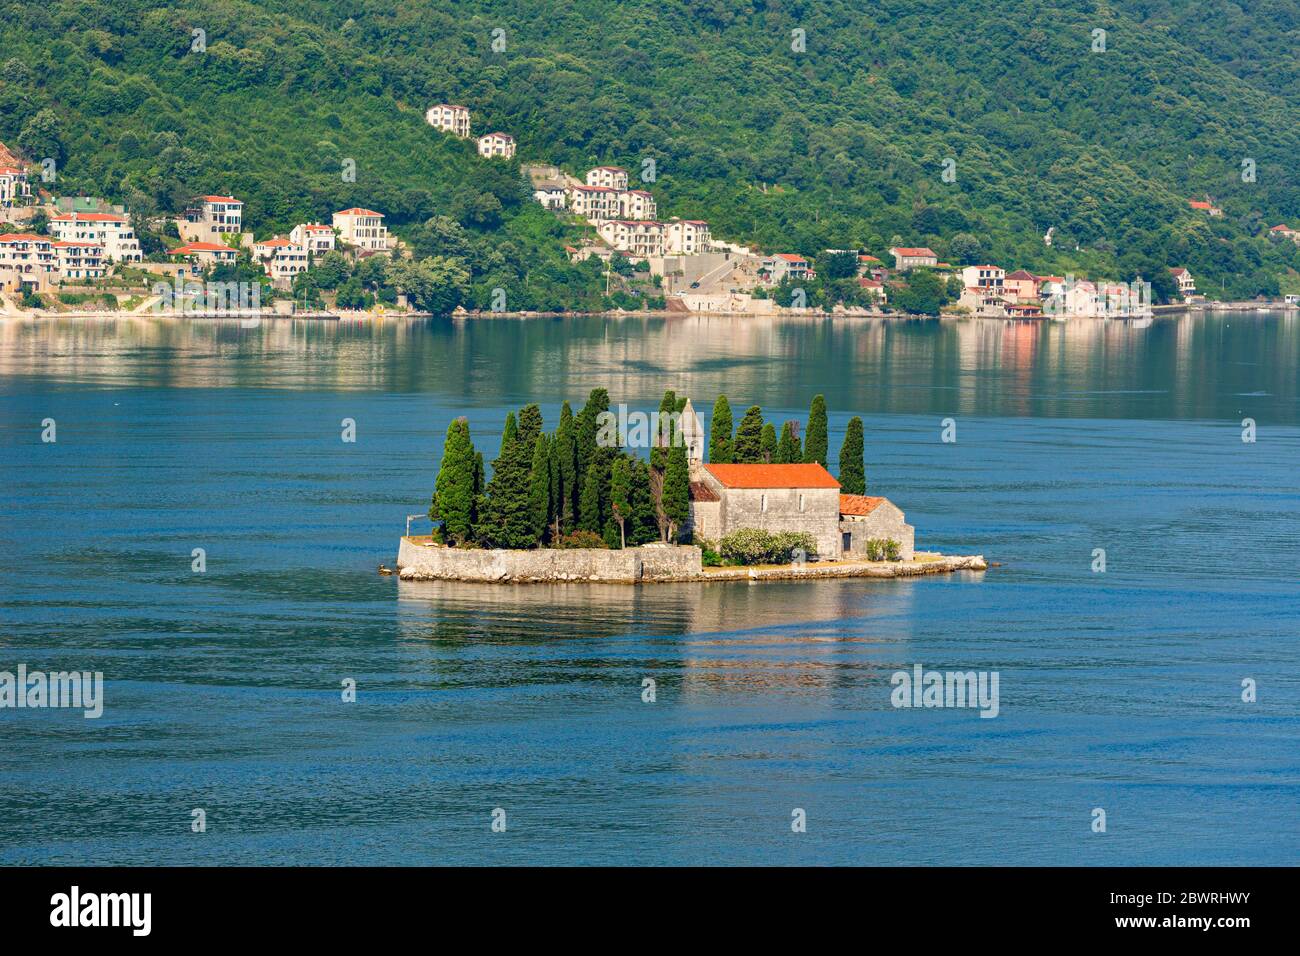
[7,1,1300,302]
[719,529,819,566]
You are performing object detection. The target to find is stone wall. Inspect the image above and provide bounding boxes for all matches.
[397,538,701,583]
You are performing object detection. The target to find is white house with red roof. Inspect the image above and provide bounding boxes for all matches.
[597,219,666,257]
[889,246,939,270]
[0,233,57,291]
[1269,223,1299,241]
[567,184,621,222]
[52,241,106,281]
[0,165,31,207]
[332,208,389,253]
[1188,198,1222,217]
[1169,267,1196,297]
[586,166,629,190]
[618,189,657,220]
[170,241,238,269]
[665,219,711,255]
[761,253,811,285]
[290,222,336,257]
[426,104,471,138]
[184,195,243,236]
[477,132,516,159]
[252,236,308,284]
[48,211,141,263]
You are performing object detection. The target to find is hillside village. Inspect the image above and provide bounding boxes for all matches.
[0,107,1261,318]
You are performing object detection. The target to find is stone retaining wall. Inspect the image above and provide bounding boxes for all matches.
[397,538,702,583]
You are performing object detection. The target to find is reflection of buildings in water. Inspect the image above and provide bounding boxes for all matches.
[394,577,917,701]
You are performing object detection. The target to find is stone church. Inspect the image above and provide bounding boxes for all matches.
[680,399,915,561]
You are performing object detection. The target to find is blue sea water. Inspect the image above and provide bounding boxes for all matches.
[1,313,1297,865]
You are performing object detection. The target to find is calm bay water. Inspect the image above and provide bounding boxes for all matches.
[1,312,1297,866]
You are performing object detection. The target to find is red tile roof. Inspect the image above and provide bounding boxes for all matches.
[336,207,384,217]
[49,212,127,222]
[201,195,241,203]
[839,494,885,516]
[775,253,808,263]
[171,242,233,254]
[1188,200,1212,209]
[891,246,937,257]
[703,462,839,489]
[1005,269,1038,280]
[1169,267,1187,275]
[0,233,48,243]
[0,166,25,176]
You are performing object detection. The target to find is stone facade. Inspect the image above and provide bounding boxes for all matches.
[397,539,701,583]
[690,464,843,559]
[839,495,915,561]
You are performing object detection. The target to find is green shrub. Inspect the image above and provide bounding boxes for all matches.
[719,528,817,565]
[864,538,901,561]
[554,530,608,549]
[695,537,724,566]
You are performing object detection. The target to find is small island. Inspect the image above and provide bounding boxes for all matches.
[397,391,986,583]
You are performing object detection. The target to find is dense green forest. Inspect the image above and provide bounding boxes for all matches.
[3,0,1300,306]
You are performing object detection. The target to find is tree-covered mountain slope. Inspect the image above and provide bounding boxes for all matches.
[3,0,1299,303]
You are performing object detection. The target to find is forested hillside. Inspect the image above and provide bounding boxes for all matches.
[3,0,1300,305]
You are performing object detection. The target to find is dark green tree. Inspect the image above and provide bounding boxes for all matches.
[609,455,631,549]
[554,401,577,532]
[430,417,476,544]
[476,411,537,548]
[651,389,677,471]
[709,394,734,463]
[734,405,765,463]
[760,422,777,462]
[838,416,866,495]
[528,433,552,544]
[575,387,611,480]
[805,395,828,466]
[516,403,543,453]
[578,459,602,533]
[662,435,690,542]
[776,421,802,464]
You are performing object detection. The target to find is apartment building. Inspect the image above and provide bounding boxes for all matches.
[477,133,516,159]
[52,241,106,281]
[0,166,31,206]
[665,219,711,255]
[0,233,57,291]
[332,208,390,253]
[426,104,471,138]
[252,237,309,284]
[597,220,666,258]
[47,211,142,263]
[184,196,244,235]
[290,223,336,257]
[567,185,621,222]
[586,166,629,190]
[619,189,657,220]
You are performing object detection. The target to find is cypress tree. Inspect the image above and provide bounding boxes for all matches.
[759,422,776,463]
[555,401,577,532]
[734,405,765,463]
[708,394,734,463]
[838,416,866,495]
[528,433,551,544]
[651,389,676,471]
[500,411,518,454]
[662,437,690,542]
[610,456,631,549]
[627,459,657,545]
[516,403,543,453]
[575,387,611,480]
[805,394,828,466]
[476,410,536,548]
[578,459,602,533]
[776,421,801,464]
[430,417,476,544]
